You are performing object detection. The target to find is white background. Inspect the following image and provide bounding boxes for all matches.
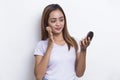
[0,0,120,80]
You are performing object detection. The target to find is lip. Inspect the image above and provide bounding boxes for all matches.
[55,27,61,31]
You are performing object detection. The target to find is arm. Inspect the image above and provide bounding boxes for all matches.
[75,37,90,77]
[34,27,54,80]
[34,44,53,80]
[75,49,87,77]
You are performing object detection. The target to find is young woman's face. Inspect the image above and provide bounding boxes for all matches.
[48,9,65,34]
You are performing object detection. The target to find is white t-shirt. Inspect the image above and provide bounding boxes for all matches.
[34,38,81,80]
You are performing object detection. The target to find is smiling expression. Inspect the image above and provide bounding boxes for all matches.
[48,9,65,34]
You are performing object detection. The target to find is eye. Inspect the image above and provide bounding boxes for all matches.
[60,18,64,22]
[51,20,56,23]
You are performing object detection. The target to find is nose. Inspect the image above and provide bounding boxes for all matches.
[56,20,60,26]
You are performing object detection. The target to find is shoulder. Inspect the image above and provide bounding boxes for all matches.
[34,39,48,56]
[34,39,48,50]
[36,39,48,46]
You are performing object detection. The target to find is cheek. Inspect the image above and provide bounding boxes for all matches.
[49,24,55,29]
[61,22,65,27]
[48,23,55,30]
[48,21,55,27]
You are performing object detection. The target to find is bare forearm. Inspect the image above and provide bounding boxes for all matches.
[76,50,86,77]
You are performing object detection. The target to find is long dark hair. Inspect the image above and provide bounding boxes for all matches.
[41,4,78,52]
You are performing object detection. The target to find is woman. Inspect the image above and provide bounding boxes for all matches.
[34,4,91,80]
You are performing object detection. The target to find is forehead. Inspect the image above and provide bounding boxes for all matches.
[49,9,64,18]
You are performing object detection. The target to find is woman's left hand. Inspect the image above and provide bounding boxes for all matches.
[80,37,91,50]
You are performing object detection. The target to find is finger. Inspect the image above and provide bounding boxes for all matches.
[80,40,83,46]
[88,37,91,42]
[46,27,54,43]
[50,32,53,36]
[83,38,89,46]
[81,40,85,46]
[84,38,87,45]
[46,27,53,37]
[85,36,90,44]
[50,32,53,39]
[87,37,91,45]
[46,27,51,33]
[46,27,49,31]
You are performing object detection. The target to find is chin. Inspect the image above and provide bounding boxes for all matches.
[54,30,62,33]
[54,31,62,34]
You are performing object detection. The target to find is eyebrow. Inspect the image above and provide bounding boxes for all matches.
[50,16,64,20]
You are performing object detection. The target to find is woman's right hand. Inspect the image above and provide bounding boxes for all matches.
[46,26,54,48]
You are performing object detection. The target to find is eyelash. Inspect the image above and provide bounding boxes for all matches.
[60,19,64,22]
[51,19,64,23]
[51,21,56,23]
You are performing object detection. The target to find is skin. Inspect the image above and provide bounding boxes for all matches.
[34,9,91,80]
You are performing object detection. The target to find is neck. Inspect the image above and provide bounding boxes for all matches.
[53,33,64,42]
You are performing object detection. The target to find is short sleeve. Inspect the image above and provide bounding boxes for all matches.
[74,38,81,53]
[34,41,44,56]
